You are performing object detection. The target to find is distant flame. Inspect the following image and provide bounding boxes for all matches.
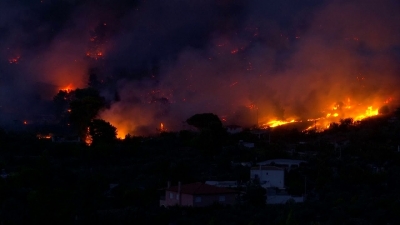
[84,127,93,146]
[37,134,52,139]
[60,84,74,93]
[258,97,391,132]
[261,119,299,128]
[8,56,20,64]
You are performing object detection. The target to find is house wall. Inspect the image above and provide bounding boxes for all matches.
[227,127,243,134]
[163,191,196,206]
[164,191,180,206]
[192,193,236,207]
[163,191,236,207]
[251,169,284,188]
[180,193,194,206]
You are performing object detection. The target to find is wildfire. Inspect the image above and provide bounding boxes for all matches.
[60,84,74,93]
[305,103,383,131]
[353,106,379,121]
[261,119,300,128]
[256,96,393,132]
[84,127,93,146]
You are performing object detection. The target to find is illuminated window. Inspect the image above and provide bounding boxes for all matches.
[169,193,174,199]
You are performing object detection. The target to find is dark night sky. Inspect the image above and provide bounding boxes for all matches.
[0,0,399,135]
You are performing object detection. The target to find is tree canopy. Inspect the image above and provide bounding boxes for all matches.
[186,113,223,131]
[69,88,106,136]
[89,119,117,144]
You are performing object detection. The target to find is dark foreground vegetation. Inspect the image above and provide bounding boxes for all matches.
[1,110,400,224]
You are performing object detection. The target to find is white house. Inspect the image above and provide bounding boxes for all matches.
[226,125,243,134]
[239,140,255,148]
[257,159,307,171]
[250,166,285,189]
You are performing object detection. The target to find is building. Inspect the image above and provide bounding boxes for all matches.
[160,182,237,207]
[257,159,307,171]
[250,166,285,189]
[226,125,243,134]
[239,140,255,148]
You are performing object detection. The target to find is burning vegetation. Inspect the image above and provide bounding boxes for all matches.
[1,0,399,139]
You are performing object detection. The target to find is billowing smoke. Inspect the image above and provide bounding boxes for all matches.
[0,0,399,135]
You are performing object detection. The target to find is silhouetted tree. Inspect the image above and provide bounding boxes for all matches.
[89,119,117,144]
[186,113,223,131]
[379,105,390,114]
[243,182,266,206]
[186,113,227,156]
[338,118,354,131]
[53,90,72,117]
[69,88,106,138]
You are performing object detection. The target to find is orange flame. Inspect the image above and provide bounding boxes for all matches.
[60,84,74,93]
[84,127,93,146]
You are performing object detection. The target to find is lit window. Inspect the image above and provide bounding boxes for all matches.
[176,194,179,200]
[195,196,202,203]
[219,196,225,202]
[170,193,174,199]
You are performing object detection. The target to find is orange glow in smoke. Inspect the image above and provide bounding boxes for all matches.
[60,84,74,93]
[8,56,20,64]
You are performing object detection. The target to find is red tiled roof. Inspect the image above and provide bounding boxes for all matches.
[167,182,237,195]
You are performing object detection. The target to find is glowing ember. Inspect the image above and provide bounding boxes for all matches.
[37,134,52,139]
[84,127,93,146]
[8,56,20,64]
